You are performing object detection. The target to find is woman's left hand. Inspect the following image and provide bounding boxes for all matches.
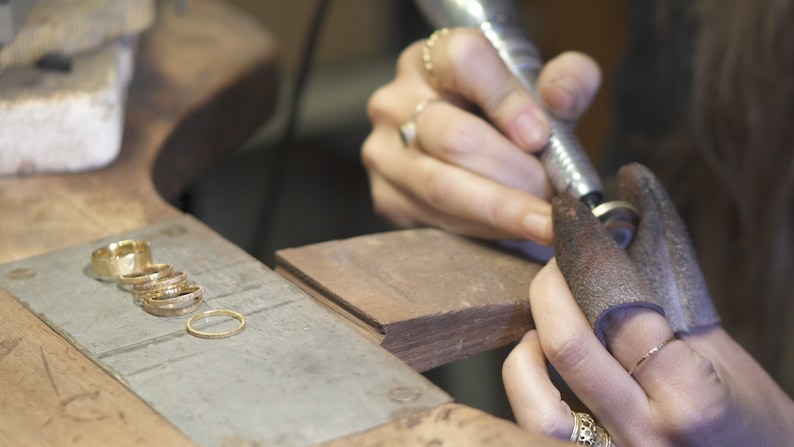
[502,166,794,446]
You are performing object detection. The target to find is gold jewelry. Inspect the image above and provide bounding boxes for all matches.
[186,309,246,339]
[119,263,174,285]
[628,335,677,376]
[144,285,202,308]
[141,288,203,317]
[570,411,614,447]
[91,240,152,281]
[421,28,449,89]
[133,271,188,292]
[398,98,447,148]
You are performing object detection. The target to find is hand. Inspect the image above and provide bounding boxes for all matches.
[362,27,601,245]
[503,164,794,445]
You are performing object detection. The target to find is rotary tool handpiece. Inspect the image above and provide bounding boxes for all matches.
[414,0,639,248]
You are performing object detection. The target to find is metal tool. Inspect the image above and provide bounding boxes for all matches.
[414,0,639,249]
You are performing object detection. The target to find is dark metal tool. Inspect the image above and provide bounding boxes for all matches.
[415,0,639,249]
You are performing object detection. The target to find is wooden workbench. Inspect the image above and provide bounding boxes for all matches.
[0,1,562,445]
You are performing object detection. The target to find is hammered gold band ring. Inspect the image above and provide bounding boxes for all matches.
[119,263,174,285]
[91,239,152,281]
[628,335,677,376]
[570,411,614,447]
[186,309,246,339]
[422,28,449,89]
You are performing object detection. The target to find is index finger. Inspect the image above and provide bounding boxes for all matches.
[423,28,550,152]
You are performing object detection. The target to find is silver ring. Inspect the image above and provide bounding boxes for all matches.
[398,98,446,148]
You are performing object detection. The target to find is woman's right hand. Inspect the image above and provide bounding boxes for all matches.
[362,27,602,245]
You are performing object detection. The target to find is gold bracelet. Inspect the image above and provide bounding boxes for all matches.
[186,309,246,339]
[119,263,174,285]
[91,240,152,281]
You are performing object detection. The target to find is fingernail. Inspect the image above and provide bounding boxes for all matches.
[514,109,548,150]
[551,77,579,118]
[523,212,553,245]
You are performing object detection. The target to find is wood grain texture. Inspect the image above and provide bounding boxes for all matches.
[275,229,540,372]
[0,287,194,446]
[319,403,569,447]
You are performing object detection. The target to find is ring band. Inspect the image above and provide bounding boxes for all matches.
[141,287,204,317]
[133,271,188,292]
[422,28,449,89]
[143,285,202,308]
[628,335,677,375]
[119,263,174,285]
[398,98,447,148]
[570,411,614,447]
[91,240,152,281]
[186,309,246,339]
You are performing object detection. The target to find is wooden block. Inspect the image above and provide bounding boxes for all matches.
[0,215,452,446]
[275,229,540,372]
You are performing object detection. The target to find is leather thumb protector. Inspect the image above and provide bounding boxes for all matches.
[552,193,665,345]
[618,163,720,333]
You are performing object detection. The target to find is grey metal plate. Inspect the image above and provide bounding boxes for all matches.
[0,214,450,446]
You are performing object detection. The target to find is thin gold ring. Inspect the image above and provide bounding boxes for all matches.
[628,335,677,375]
[141,291,203,317]
[421,28,449,89]
[144,285,202,308]
[186,309,246,339]
[119,263,174,285]
[398,98,447,148]
[91,239,152,281]
[133,271,188,292]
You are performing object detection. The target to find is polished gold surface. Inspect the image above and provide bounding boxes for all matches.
[91,239,152,280]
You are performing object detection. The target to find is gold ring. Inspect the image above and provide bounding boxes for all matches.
[119,263,174,285]
[133,271,188,292]
[422,28,449,89]
[141,289,203,317]
[398,98,447,148]
[628,335,677,376]
[144,285,202,308]
[91,239,152,281]
[186,309,246,339]
[570,411,614,447]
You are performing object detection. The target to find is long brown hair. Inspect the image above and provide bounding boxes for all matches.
[605,0,794,392]
[674,0,793,389]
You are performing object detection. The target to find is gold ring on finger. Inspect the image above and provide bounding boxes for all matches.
[422,28,449,89]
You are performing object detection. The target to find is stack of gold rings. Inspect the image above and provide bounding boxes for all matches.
[91,239,204,317]
[90,239,245,338]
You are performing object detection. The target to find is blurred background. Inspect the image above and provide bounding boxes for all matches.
[182,0,630,421]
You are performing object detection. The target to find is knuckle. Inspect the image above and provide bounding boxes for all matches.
[544,330,591,372]
[663,358,732,436]
[365,86,393,124]
[360,135,381,171]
